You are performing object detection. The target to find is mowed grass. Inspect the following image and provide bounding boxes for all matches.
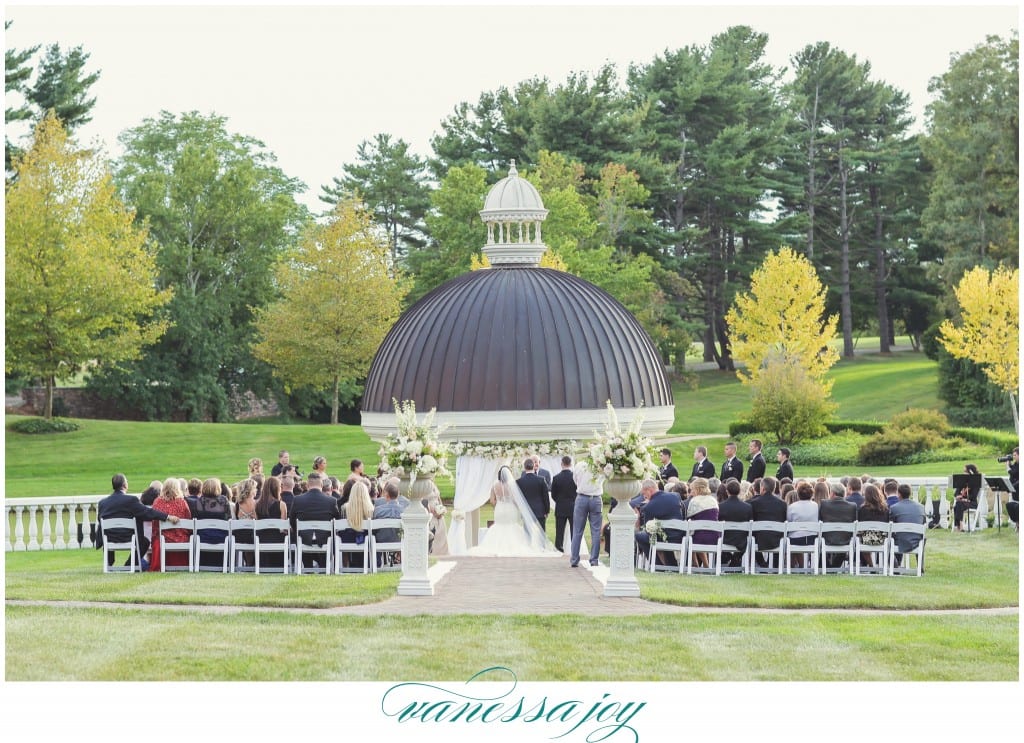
[5,606,1016,681]
[669,351,943,435]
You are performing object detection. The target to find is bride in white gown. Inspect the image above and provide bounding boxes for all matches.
[468,465,560,557]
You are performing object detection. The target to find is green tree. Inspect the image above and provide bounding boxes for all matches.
[320,133,431,264]
[87,111,308,421]
[253,197,408,424]
[406,162,489,303]
[25,43,101,133]
[5,114,171,418]
[4,20,39,172]
[922,33,1018,283]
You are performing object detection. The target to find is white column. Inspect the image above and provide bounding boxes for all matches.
[66,504,80,549]
[26,505,40,550]
[938,487,950,529]
[397,500,433,596]
[40,504,53,550]
[604,503,640,597]
[13,506,26,551]
[53,504,67,550]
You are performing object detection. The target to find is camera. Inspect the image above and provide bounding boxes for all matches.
[997,454,1014,463]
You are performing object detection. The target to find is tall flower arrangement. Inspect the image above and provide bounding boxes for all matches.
[378,399,452,479]
[585,401,658,481]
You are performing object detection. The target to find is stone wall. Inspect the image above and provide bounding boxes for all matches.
[17,387,279,422]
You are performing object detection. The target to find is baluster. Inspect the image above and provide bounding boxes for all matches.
[40,504,53,550]
[14,505,26,551]
[53,503,66,550]
[5,505,12,551]
[67,504,81,549]
[937,487,950,529]
[917,484,927,507]
[26,504,40,550]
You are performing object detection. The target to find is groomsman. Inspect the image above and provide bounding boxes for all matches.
[775,447,794,481]
[549,456,577,552]
[746,439,766,483]
[720,441,744,482]
[658,448,679,486]
[691,446,716,480]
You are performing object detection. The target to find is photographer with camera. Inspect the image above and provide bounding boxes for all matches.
[1000,447,1019,532]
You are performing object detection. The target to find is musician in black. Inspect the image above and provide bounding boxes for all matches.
[953,463,981,531]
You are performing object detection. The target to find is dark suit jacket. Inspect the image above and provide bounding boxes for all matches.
[819,497,858,545]
[517,472,550,521]
[746,453,766,482]
[718,495,753,551]
[776,460,794,481]
[639,491,685,542]
[537,467,552,491]
[749,493,787,550]
[290,488,341,545]
[550,469,577,517]
[721,456,744,482]
[659,462,679,484]
[96,492,170,548]
[691,458,716,480]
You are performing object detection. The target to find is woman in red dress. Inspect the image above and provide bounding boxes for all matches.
[149,478,193,571]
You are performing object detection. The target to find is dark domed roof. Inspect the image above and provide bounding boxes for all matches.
[361,267,673,416]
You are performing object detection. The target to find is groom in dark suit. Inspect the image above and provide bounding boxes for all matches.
[517,458,550,532]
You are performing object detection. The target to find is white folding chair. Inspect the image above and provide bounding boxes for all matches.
[889,523,927,577]
[854,521,891,576]
[750,521,786,574]
[159,518,195,572]
[686,520,724,575]
[228,518,256,573]
[252,519,291,574]
[647,519,687,573]
[369,518,403,573]
[294,519,334,575]
[819,522,856,574]
[193,518,231,572]
[334,519,370,574]
[720,520,752,574]
[784,521,820,575]
[100,517,140,573]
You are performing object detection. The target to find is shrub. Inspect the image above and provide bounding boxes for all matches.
[858,425,943,466]
[748,355,836,444]
[824,420,884,435]
[888,408,951,436]
[950,427,1018,452]
[9,417,81,434]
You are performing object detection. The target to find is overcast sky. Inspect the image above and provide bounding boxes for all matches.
[4,3,1018,212]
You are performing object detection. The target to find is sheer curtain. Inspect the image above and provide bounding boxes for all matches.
[446,456,505,554]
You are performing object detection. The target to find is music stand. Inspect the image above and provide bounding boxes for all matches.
[984,477,1015,532]
[951,474,982,532]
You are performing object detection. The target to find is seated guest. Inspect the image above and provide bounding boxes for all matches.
[339,480,374,569]
[686,483,720,569]
[255,475,288,570]
[845,476,865,508]
[279,473,297,510]
[820,481,857,568]
[812,480,830,505]
[96,474,180,570]
[193,477,232,567]
[374,477,410,510]
[857,483,889,568]
[786,481,819,568]
[148,478,193,572]
[883,479,900,508]
[953,463,981,531]
[371,480,405,563]
[749,476,786,567]
[232,478,259,568]
[889,483,926,567]
[634,479,684,566]
[140,481,162,507]
[290,472,341,569]
[718,479,752,568]
[185,478,202,514]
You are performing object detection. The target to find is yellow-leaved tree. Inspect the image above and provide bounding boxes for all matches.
[939,265,1019,431]
[252,196,408,423]
[5,113,171,418]
[725,247,840,442]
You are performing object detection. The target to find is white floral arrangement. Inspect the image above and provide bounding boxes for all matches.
[645,518,666,542]
[585,401,658,481]
[449,440,580,461]
[378,399,452,479]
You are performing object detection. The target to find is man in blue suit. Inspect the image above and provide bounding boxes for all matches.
[889,483,926,567]
[634,479,684,567]
[96,473,181,569]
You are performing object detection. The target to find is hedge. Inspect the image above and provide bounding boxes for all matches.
[729,419,884,437]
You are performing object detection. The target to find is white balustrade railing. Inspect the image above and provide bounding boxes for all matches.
[5,496,104,552]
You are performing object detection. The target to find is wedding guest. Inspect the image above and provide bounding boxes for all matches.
[97,474,180,570]
[233,478,259,568]
[786,481,819,568]
[686,483,720,569]
[812,480,830,505]
[255,475,288,570]
[279,473,297,509]
[718,478,752,568]
[193,477,232,568]
[312,456,328,479]
[248,458,263,478]
[857,483,889,568]
[339,480,373,570]
[149,478,193,571]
